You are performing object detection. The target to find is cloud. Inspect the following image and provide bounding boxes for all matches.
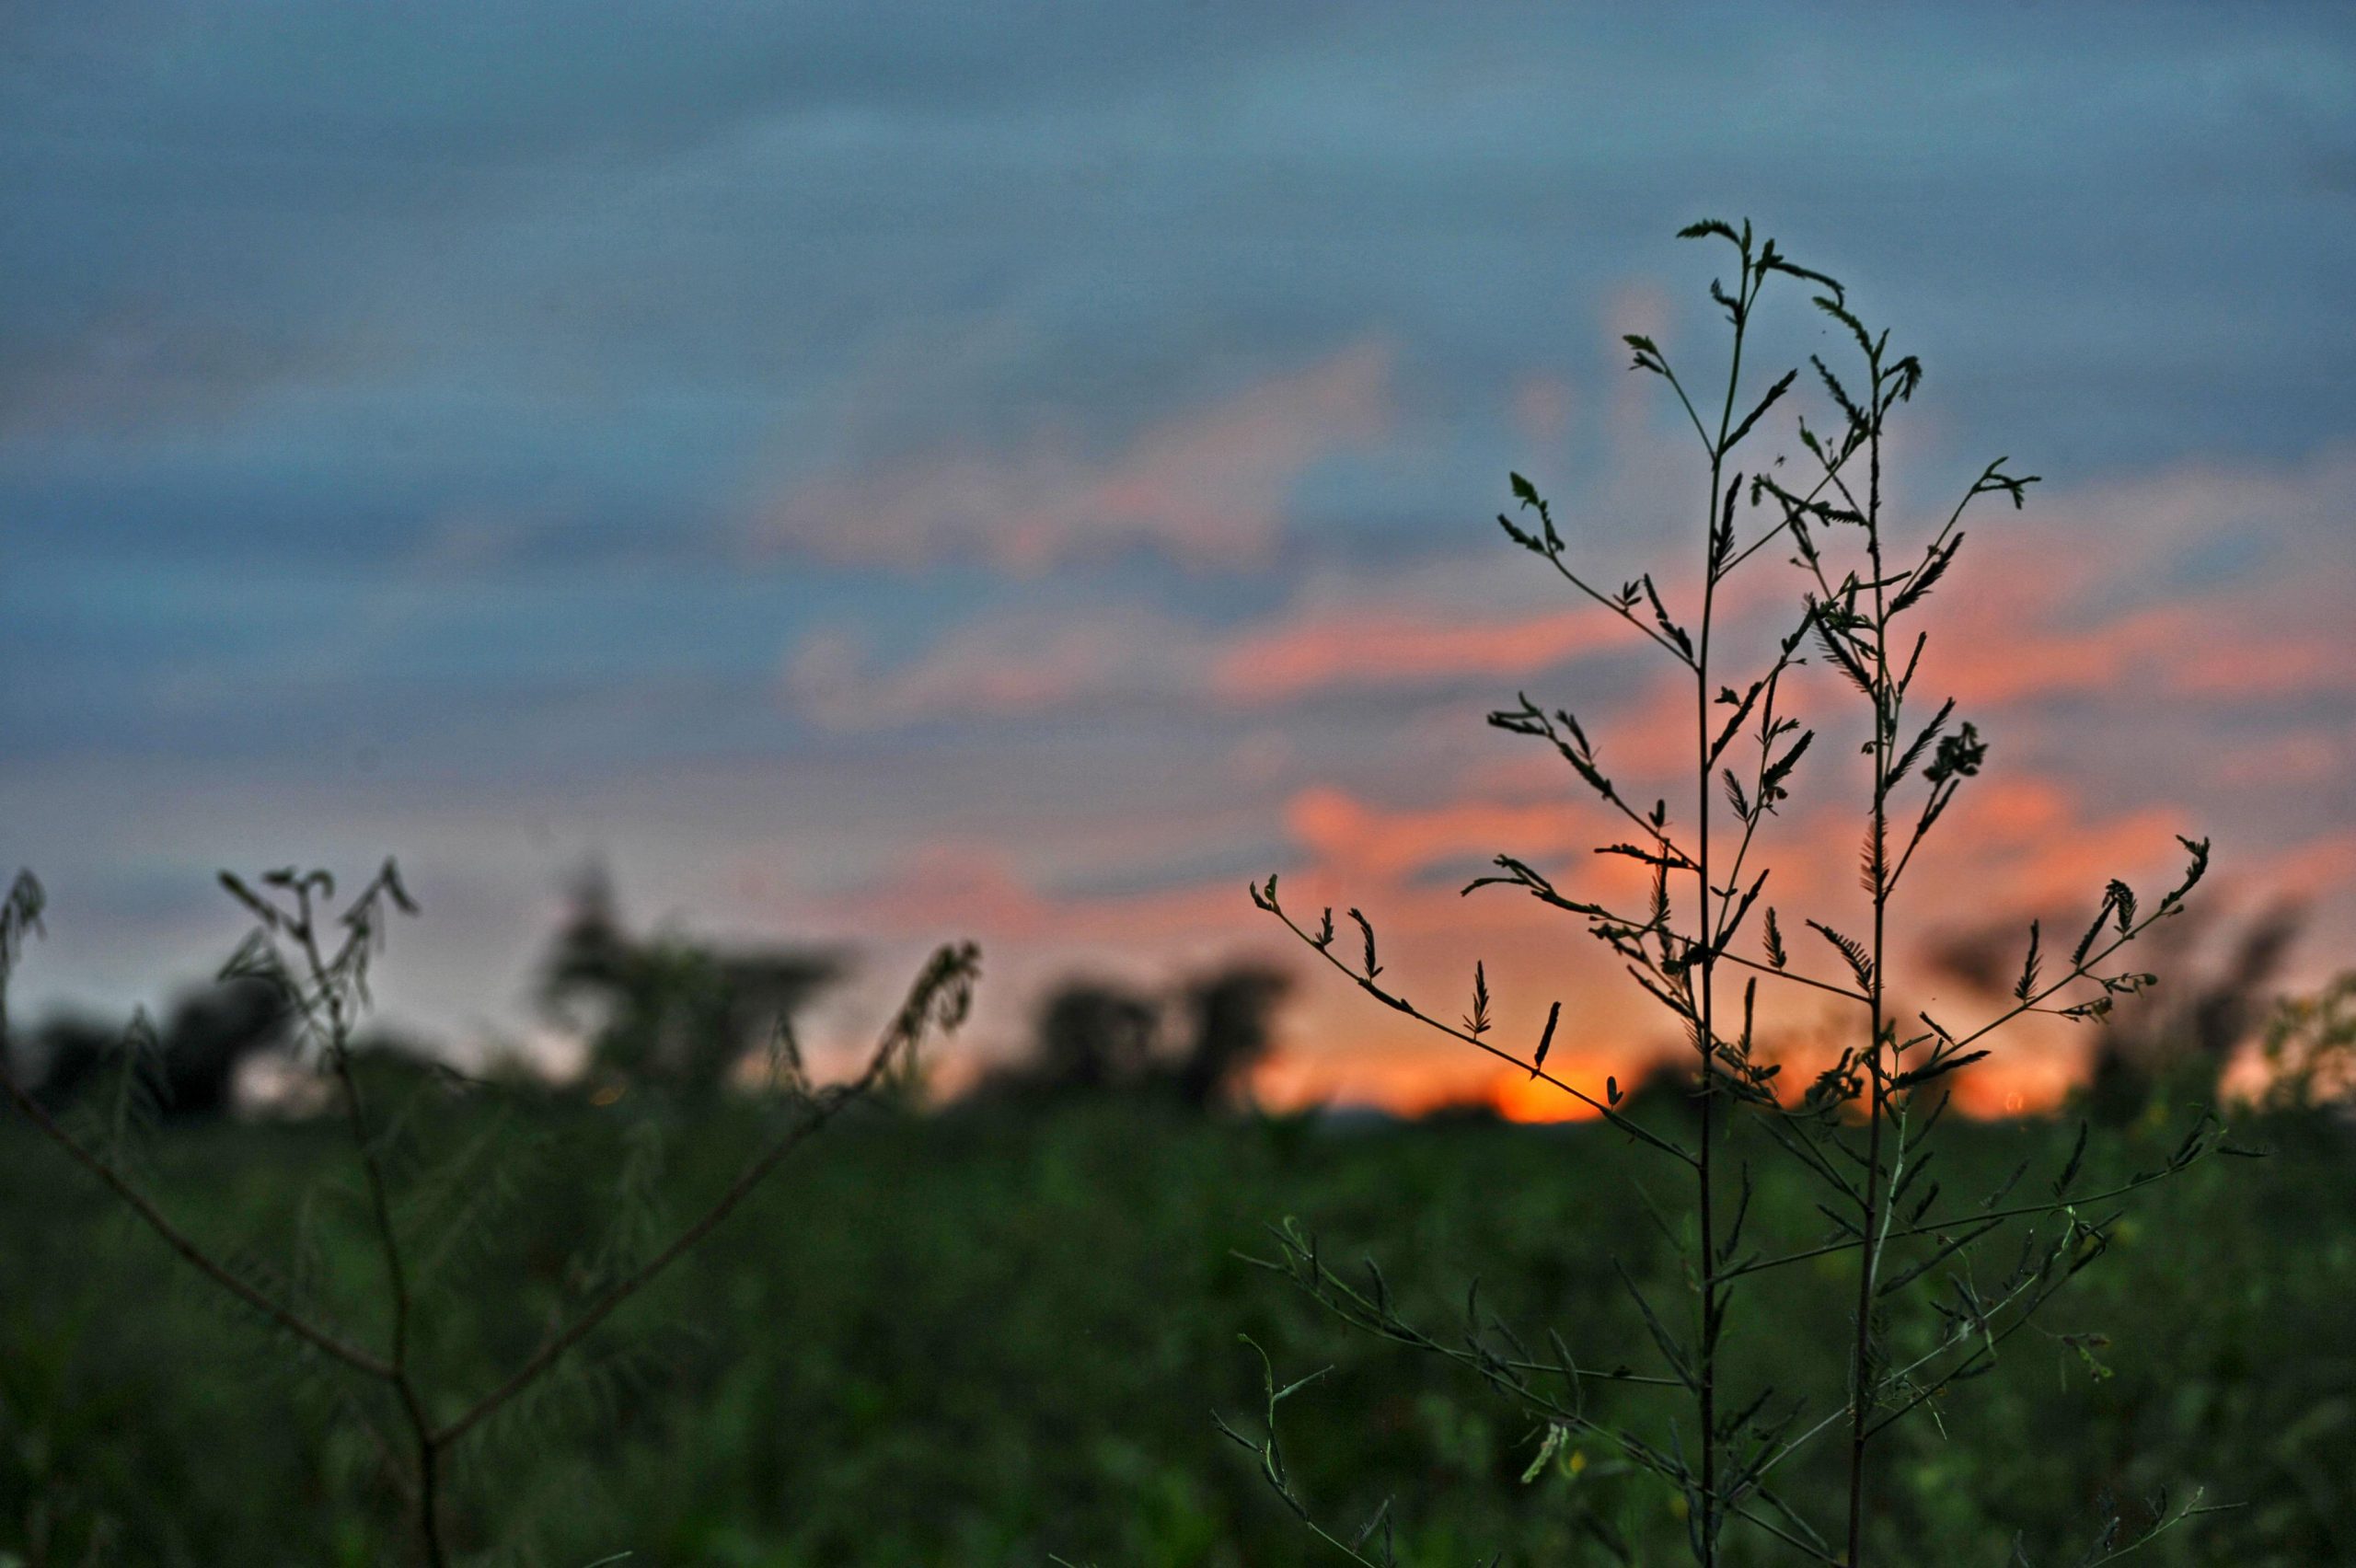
[777,434,2356,1125]
[1936,591,2353,709]
[1282,783,1608,882]
[780,594,1640,730]
[780,438,2356,790]
[784,607,1206,727]
[756,342,1390,571]
[1213,604,1628,704]
[780,548,1669,729]
[801,740,2277,1119]
[1916,445,2356,709]
[0,306,370,444]
[12,1,2356,1123]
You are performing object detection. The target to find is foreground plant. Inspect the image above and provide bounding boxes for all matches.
[1235,221,2242,1565]
[0,863,977,1564]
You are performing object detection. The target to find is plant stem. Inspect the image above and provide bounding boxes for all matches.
[1843,349,1891,1568]
[0,1062,392,1377]
[295,907,447,1568]
[1695,517,1721,1566]
[1690,239,1761,1568]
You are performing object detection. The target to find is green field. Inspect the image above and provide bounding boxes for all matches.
[4,1094,2350,1566]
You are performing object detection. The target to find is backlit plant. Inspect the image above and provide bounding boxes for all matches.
[1237,220,2242,1567]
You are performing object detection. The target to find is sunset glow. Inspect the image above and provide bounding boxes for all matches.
[1,8,2348,1116]
[6,11,2351,1563]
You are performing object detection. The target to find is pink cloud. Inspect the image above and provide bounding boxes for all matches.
[829,844,1060,942]
[813,722,2345,1121]
[757,342,1391,571]
[1935,596,2352,709]
[1282,782,1613,882]
[1908,445,2356,710]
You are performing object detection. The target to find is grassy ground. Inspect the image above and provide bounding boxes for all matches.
[2,1090,2350,1566]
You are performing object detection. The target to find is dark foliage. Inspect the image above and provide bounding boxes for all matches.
[2,1097,2348,1564]
[13,979,289,1120]
[977,964,1289,1112]
[1177,966,1290,1112]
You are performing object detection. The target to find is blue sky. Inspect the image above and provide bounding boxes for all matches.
[5,2,2352,1101]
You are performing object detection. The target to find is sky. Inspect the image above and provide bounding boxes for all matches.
[4,2,2353,1113]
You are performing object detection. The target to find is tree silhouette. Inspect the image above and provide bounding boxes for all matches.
[12,978,290,1119]
[1174,965,1288,1111]
[1032,979,1161,1094]
[983,963,1289,1111]
[539,865,845,1095]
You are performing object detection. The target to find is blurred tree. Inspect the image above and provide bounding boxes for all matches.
[979,963,1290,1112]
[1033,980,1161,1094]
[5,1011,110,1111]
[1935,902,2302,1121]
[1173,965,1288,1111]
[538,866,845,1096]
[13,979,289,1119]
[2255,970,2356,1112]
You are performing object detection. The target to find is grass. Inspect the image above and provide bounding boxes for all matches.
[3,1092,2348,1565]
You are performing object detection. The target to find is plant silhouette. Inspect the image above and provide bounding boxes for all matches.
[1236,220,2243,1566]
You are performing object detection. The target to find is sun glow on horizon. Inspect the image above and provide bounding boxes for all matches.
[1249,1037,2086,1124]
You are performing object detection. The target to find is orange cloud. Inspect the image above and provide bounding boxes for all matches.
[786,569,1652,729]
[1215,605,1630,703]
[1902,447,2356,714]
[1936,598,2351,709]
[1282,783,1609,881]
[1918,778,2189,905]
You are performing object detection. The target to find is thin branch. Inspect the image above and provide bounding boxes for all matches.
[1713,950,1869,1006]
[1262,903,1694,1166]
[1530,548,1699,668]
[0,1061,394,1378]
[433,942,977,1447]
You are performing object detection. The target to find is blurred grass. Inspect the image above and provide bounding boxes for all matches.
[2,1095,2349,1565]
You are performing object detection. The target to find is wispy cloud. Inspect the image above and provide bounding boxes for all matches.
[757,343,1390,571]
[785,606,1204,727]
[1213,604,1628,704]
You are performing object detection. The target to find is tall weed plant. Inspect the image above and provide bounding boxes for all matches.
[1242,221,2246,1567]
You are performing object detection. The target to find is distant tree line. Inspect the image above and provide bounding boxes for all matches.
[1934,900,2305,1124]
[11,976,290,1120]
[1,868,1291,1120]
[972,965,1289,1113]
[5,863,2306,1128]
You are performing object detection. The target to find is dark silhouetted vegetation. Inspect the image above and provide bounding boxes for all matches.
[1,1079,2349,1564]
[540,866,849,1099]
[0,866,976,1564]
[1246,221,2246,1566]
[12,978,289,1121]
[974,964,1288,1114]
